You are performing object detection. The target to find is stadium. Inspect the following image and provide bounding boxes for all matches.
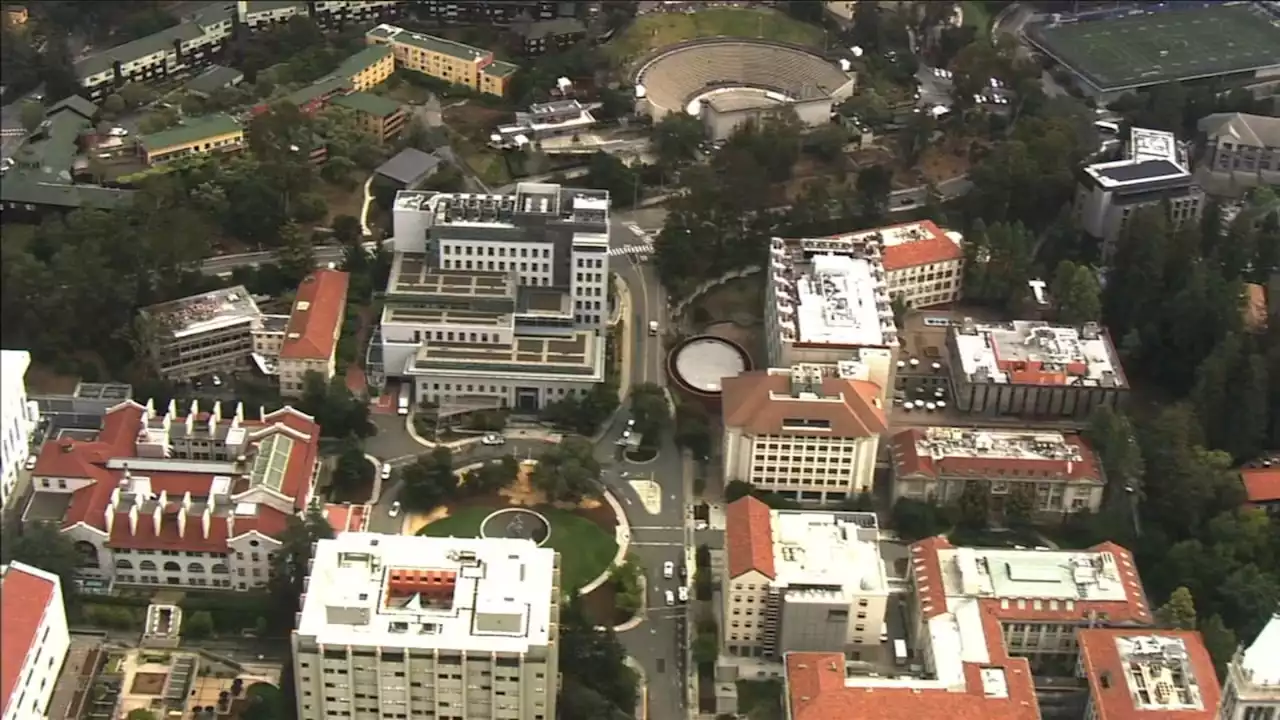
[633,38,855,141]
[1025,2,1280,100]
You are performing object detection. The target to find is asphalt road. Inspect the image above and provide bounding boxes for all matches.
[199,242,376,275]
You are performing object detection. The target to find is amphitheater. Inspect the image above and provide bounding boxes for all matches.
[634,38,855,140]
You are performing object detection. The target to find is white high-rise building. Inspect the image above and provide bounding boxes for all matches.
[381,185,610,413]
[1,561,70,720]
[292,533,561,720]
[1218,613,1280,720]
[1,350,39,510]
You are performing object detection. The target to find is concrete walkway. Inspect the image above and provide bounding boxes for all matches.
[363,454,385,503]
[579,488,632,596]
[359,174,375,237]
[625,656,648,720]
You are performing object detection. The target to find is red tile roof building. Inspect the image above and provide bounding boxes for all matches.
[890,426,1106,519]
[782,536,1159,720]
[1077,629,1221,720]
[277,269,350,398]
[721,364,886,504]
[1241,466,1280,509]
[21,399,321,593]
[1,562,69,720]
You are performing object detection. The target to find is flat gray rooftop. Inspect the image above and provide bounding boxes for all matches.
[383,307,510,326]
[411,333,596,375]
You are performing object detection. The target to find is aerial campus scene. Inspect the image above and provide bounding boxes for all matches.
[0,1,1278,720]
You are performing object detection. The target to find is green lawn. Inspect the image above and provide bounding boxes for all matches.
[1029,4,1280,90]
[419,505,617,591]
[606,8,825,64]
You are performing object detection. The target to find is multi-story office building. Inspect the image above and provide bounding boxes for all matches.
[309,0,408,28]
[0,562,70,720]
[367,24,519,97]
[721,363,886,504]
[22,399,320,594]
[1218,612,1280,720]
[137,114,244,165]
[1,350,39,511]
[141,286,269,380]
[331,91,408,142]
[512,18,587,56]
[292,533,560,720]
[237,0,311,29]
[890,426,1106,518]
[723,497,889,659]
[1197,112,1280,196]
[764,235,900,400]
[946,317,1128,419]
[275,269,350,397]
[1078,629,1221,720]
[74,3,235,100]
[1076,127,1204,261]
[379,186,610,413]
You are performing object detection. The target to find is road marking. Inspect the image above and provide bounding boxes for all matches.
[629,541,685,547]
[629,525,683,531]
[608,244,653,257]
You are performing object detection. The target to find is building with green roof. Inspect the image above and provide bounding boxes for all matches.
[364,23,519,98]
[331,92,407,141]
[138,114,244,165]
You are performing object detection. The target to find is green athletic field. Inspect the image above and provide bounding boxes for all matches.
[1028,4,1280,92]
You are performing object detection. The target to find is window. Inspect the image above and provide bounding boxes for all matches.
[116,560,133,570]
[139,560,157,571]
[188,563,205,573]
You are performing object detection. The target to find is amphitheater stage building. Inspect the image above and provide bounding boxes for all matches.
[634,39,855,141]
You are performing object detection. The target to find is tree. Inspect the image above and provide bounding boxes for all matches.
[1,522,83,609]
[275,222,315,284]
[652,113,704,169]
[1004,484,1036,528]
[693,632,719,665]
[400,446,458,511]
[854,164,893,221]
[1085,406,1145,501]
[956,481,989,530]
[19,100,43,133]
[630,382,668,446]
[725,480,756,503]
[891,498,950,542]
[101,93,126,116]
[674,401,712,460]
[1049,260,1101,324]
[184,610,215,639]
[1155,587,1198,630]
[331,435,373,502]
[332,214,362,246]
[461,454,520,497]
[296,373,373,439]
[557,596,637,720]
[1198,614,1238,678]
[266,506,334,635]
[584,151,642,208]
[530,436,602,504]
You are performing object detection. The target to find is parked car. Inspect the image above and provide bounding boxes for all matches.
[388,501,401,518]
[381,463,392,481]
[663,561,675,579]
[664,590,675,606]
[481,433,505,446]
[677,586,689,603]
[25,455,38,471]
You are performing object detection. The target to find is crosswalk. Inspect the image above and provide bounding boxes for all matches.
[608,244,654,257]
[0,128,25,138]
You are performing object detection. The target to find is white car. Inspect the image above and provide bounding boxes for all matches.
[663,561,675,579]
[480,433,505,446]
[25,455,38,471]
[381,463,392,481]
[677,586,689,603]
[664,590,675,606]
[108,127,129,137]
[211,374,223,387]
[388,501,401,518]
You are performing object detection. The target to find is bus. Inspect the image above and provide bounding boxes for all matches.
[893,638,909,666]
[397,383,411,416]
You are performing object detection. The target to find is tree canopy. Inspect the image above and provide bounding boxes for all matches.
[530,437,602,504]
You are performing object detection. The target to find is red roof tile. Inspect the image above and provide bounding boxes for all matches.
[1078,629,1221,720]
[891,429,1103,483]
[34,402,318,553]
[279,269,350,361]
[721,371,887,439]
[879,220,965,272]
[1241,467,1280,503]
[1,563,59,717]
[909,535,952,620]
[725,496,775,580]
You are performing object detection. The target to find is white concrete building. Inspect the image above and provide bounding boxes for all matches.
[1219,613,1280,720]
[292,533,560,720]
[1,562,70,720]
[1078,630,1221,720]
[490,99,599,149]
[381,186,610,413]
[1075,127,1204,261]
[721,363,886,504]
[1197,112,1280,197]
[764,235,899,400]
[947,318,1129,418]
[22,400,321,594]
[722,497,889,659]
[1,350,39,511]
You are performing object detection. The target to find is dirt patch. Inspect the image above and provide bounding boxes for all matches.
[403,506,451,536]
[497,462,605,512]
[24,362,80,394]
[314,181,366,229]
[443,103,511,141]
[131,672,168,695]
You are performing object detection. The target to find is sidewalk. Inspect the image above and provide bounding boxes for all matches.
[626,656,648,720]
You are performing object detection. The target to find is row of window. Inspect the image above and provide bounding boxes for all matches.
[446,245,550,259]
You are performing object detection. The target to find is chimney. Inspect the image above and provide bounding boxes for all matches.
[226,512,235,539]
[182,491,192,511]
[185,406,195,435]
[145,397,156,419]
[1066,460,1073,475]
[151,501,162,536]
[178,506,187,538]
[235,401,244,424]
[201,505,212,539]
[167,397,177,419]
[128,504,139,535]
[188,399,199,423]
[104,510,114,535]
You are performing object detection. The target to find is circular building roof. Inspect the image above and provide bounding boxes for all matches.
[672,337,749,394]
